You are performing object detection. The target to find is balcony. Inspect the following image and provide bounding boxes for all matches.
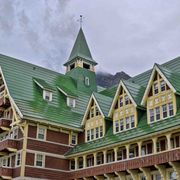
[0,118,11,133]
[0,167,12,179]
[0,138,19,155]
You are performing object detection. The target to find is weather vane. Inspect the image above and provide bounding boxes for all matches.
[77,15,84,28]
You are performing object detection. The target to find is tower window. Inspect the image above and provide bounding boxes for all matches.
[70,63,75,70]
[83,63,90,69]
[85,77,90,86]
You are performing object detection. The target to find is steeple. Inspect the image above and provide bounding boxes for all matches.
[64,28,97,73]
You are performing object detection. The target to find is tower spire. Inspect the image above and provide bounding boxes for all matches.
[64,27,97,72]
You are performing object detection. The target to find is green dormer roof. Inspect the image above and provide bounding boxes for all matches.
[64,28,97,66]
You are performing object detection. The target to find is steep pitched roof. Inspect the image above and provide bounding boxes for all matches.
[93,92,113,117]
[0,54,91,130]
[33,77,54,91]
[64,28,97,66]
[81,92,113,126]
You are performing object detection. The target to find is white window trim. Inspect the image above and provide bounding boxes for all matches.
[34,153,45,168]
[15,152,21,167]
[36,125,47,141]
[85,77,90,86]
[71,133,78,145]
[43,90,52,101]
[67,97,76,108]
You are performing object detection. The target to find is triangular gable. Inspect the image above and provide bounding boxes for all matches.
[81,93,105,126]
[141,64,176,106]
[108,80,137,117]
[0,67,23,119]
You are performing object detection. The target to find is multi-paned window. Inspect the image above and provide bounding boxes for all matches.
[16,152,21,166]
[87,101,101,119]
[114,115,135,133]
[71,133,77,145]
[149,102,174,123]
[37,127,46,140]
[86,126,103,142]
[35,154,44,167]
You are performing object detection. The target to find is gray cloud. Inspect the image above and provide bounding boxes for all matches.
[0,0,180,76]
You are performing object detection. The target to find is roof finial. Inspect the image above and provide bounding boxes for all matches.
[77,15,83,28]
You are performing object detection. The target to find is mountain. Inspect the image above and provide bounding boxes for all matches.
[96,71,131,88]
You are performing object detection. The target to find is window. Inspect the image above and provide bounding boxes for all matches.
[90,108,94,118]
[169,103,174,116]
[107,151,114,163]
[70,63,75,70]
[126,117,130,129]
[169,171,177,180]
[85,77,90,86]
[160,80,166,92]
[130,116,135,128]
[35,154,44,167]
[154,83,158,95]
[115,120,119,132]
[71,134,77,145]
[16,152,21,166]
[91,129,94,140]
[149,109,154,122]
[87,156,94,167]
[100,126,103,137]
[70,160,75,170]
[155,107,160,121]
[125,95,129,105]
[120,120,124,131]
[67,97,76,108]
[83,63,90,70]
[119,97,123,107]
[43,90,52,101]
[37,127,46,140]
[95,127,99,139]
[95,106,99,116]
[87,130,90,141]
[162,104,167,118]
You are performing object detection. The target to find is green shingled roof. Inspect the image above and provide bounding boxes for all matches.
[33,77,54,91]
[123,80,145,106]
[156,64,180,93]
[0,54,89,129]
[64,28,97,66]
[66,110,180,156]
[93,92,113,117]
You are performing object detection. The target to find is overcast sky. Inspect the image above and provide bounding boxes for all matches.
[0,0,180,76]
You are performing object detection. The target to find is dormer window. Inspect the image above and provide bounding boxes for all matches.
[67,97,76,108]
[43,90,52,101]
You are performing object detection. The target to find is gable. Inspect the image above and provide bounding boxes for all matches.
[81,94,104,126]
[141,64,176,106]
[109,81,137,117]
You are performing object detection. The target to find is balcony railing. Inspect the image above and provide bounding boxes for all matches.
[0,167,12,179]
[0,118,11,133]
[0,138,19,153]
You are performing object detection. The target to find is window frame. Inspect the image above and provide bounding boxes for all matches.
[35,153,45,168]
[43,90,52,101]
[37,126,46,141]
